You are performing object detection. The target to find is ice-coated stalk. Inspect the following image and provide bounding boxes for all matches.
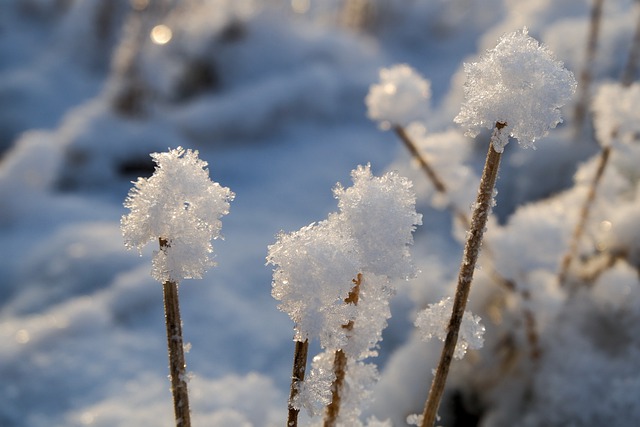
[287,339,309,427]
[324,273,362,427]
[420,123,505,427]
[160,237,192,427]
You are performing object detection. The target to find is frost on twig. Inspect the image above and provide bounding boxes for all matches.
[420,27,576,427]
[121,146,234,283]
[121,147,233,427]
[268,164,421,424]
[454,27,577,152]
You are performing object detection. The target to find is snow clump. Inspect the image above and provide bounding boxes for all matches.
[454,27,577,152]
[365,64,432,130]
[268,164,422,419]
[334,163,423,280]
[121,147,234,283]
[267,218,361,348]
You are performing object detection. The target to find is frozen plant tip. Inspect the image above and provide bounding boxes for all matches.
[454,27,576,152]
[420,28,575,427]
[268,164,421,426]
[121,147,233,427]
[122,147,234,283]
[365,64,431,130]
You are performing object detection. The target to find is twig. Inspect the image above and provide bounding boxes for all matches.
[160,238,192,427]
[574,0,604,138]
[420,123,505,427]
[324,273,362,427]
[287,339,309,427]
[557,145,611,288]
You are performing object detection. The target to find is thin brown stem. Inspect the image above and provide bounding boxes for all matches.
[160,238,192,427]
[395,124,541,362]
[421,123,505,427]
[557,145,611,288]
[574,0,604,137]
[324,273,362,427]
[287,339,309,427]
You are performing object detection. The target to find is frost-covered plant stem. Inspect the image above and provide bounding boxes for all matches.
[160,238,192,427]
[558,145,611,288]
[324,273,362,427]
[421,123,505,427]
[287,339,309,427]
[574,0,604,137]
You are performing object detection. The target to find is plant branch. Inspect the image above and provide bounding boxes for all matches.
[574,0,604,137]
[287,339,309,427]
[558,145,611,288]
[324,273,362,427]
[420,123,505,427]
[160,238,192,427]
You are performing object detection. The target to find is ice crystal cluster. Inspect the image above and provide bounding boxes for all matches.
[365,64,431,129]
[454,27,576,152]
[267,164,421,420]
[121,147,234,283]
[415,297,485,359]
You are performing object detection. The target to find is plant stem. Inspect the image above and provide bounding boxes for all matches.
[395,124,541,361]
[574,0,604,138]
[557,145,611,288]
[160,238,192,427]
[287,339,309,427]
[420,123,505,427]
[324,273,362,427]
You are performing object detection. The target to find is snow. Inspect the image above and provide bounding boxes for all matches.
[415,297,485,360]
[454,27,577,152]
[365,64,431,130]
[121,147,234,283]
[2,1,640,426]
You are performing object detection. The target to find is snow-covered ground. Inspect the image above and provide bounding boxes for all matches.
[2,1,640,426]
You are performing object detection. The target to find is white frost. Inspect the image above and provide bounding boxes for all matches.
[415,297,485,359]
[121,147,234,283]
[365,64,431,130]
[454,27,576,151]
[334,163,423,280]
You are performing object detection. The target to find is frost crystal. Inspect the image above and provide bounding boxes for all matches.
[454,27,576,151]
[334,164,423,279]
[415,297,485,359]
[365,64,431,129]
[592,82,640,148]
[121,147,234,283]
[293,351,336,417]
[267,217,360,346]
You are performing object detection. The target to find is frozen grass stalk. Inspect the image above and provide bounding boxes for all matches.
[324,273,362,427]
[121,147,233,427]
[420,28,576,427]
[287,339,309,427]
